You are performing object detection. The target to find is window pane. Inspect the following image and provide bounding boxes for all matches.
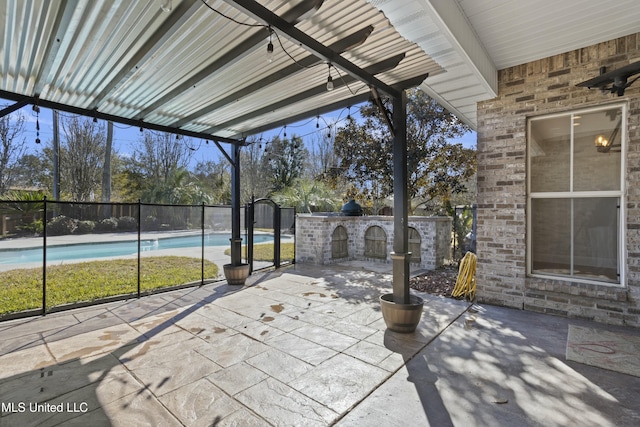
[531,198,571,275]
[530,116,571,192]
[573,108,621,191]
[573,198,618,282]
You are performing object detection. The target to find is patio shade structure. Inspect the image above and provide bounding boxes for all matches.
[0,0,441,298]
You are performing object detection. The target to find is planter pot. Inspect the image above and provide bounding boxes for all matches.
[379,293,424,333]
[223,263,250,286]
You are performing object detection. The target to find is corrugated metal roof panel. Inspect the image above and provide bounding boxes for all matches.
[0,0,442,142]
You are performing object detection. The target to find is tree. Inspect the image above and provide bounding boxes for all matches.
[124,131,193,200]
[193,159,230,204]
[333,89,475,214]
[59,115,107,201]
[263,135,307,193]
[101,121,114,203]
[271,177,340,213]
[239,138,270,203]
[13,153,51,191]
[305,132,339,180]
[0,107,27,195]
[141,167,212,205]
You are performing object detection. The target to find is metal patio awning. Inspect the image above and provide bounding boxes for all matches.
[0,0,442,145]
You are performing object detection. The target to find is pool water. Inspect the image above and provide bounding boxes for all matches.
[0,234,274,265]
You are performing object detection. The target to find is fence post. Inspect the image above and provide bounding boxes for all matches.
[201,202,205,285]
[247,196,254,274]
[42,197,47,315]
[292,207,296,265]
[137,199,141,298]
[274,203,281,269]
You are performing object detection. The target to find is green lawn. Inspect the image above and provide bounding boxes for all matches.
[0,256,218,316]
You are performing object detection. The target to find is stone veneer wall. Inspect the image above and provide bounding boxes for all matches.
[476,33,640,327]
[295,215,452,270]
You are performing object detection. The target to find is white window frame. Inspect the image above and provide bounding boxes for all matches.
[526,104,626,287]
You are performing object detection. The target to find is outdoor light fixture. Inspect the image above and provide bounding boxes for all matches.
[326,64,334,91]
[577,61,640,96]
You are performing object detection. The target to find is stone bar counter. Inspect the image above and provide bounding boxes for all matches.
[295,214,452,271]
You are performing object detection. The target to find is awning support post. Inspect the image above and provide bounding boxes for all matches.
[230,143,243,266]
[391,90,410,304]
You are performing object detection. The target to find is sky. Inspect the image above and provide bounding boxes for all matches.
[3,98,476,170]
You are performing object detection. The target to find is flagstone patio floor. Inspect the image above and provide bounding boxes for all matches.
[1,262,639,426]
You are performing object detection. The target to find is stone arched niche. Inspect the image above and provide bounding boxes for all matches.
[364,225,387,259]
[409,227,421,263]
[331,225,348,259]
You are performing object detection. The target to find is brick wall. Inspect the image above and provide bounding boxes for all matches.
[476,33,640,326]
[295,215,451,270]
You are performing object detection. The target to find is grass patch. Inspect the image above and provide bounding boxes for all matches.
[224,242,294,261]
[0,256,218,316]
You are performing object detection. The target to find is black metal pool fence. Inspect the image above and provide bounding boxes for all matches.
[0,198,295,320]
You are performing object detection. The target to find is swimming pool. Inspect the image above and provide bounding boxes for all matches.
[0,233,274,265]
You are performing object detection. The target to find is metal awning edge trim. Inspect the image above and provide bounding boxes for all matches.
[0,90,242,145]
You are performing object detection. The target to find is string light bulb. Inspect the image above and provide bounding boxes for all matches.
[33,105,41,144]
[159,0,172,12]
[266,27,274,63]
[326,64,334,91]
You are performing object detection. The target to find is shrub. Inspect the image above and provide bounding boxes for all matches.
[95,217,119,233]
[142,215,159,231]
[47,215,78,236]
[76,220,96,234]
[117,216,138,231]
[169,216,187,230]
[17,219,44,236]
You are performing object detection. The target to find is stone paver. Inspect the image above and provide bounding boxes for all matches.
[1,262,639,426]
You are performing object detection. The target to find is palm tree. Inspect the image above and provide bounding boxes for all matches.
[272,178,338,213]
[2,190,45,235]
